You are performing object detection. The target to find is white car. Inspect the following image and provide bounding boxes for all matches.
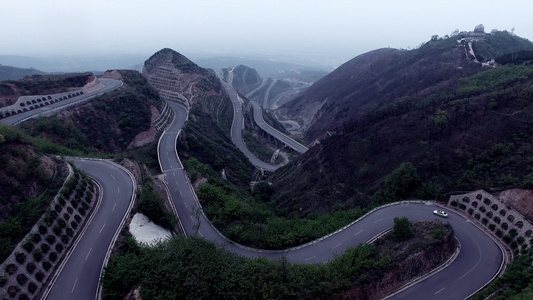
[433,210,448,218]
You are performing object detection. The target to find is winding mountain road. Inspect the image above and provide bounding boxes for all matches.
[160,102,503,299]
[21,76,503,299]
[43,159,135,300]
[0,78,122,126]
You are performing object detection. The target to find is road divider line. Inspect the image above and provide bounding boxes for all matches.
[435,287,445,294]
[100,223,106,234]
[332,242,343,249]
[355,229,363,236]
[304,255,316,261]
[374,218,382,223]
[71,277,78,294]
[112,202,117,212]
[86,248,92,260]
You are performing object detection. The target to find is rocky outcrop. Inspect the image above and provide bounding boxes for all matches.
[142,48,223,109]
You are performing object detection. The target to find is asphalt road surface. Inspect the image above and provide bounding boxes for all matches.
[0,78,122,126]
[160,102,503,299]
[44,159,134,300]
[220,81,279,171]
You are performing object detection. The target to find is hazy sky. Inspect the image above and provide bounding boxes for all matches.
[1,0,532,61]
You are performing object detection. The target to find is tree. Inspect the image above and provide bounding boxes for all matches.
[385,162,420,198]
[393,217,413,241]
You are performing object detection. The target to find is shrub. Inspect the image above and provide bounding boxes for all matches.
[42,261,52,271]
[31,234,41,243]
[33,250,43,262]
[16,273,28,285]
[46,235,56,244]
[38,225,47,235]
[26,263,36,274]
[503,235,513,244]
[393,217,414,241]
[55,243,64,253]
[22,241,34,253]
[74,215,81,223]
[6,264,17,275]
[15,252,26,264]
[49,252,58,262]
[40,243,50,254]
[35,272,45,282]
[7,286,19,297]
[28,282,38,294]
[61,235,69,244]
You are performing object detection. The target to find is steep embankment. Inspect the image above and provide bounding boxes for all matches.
[0,72,91,109]
[270,33,533,216]
[142,48,255,187]
[0,125,68,262]
[283,30,533,142]
[19,70,163,156]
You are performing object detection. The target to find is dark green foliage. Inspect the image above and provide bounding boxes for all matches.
[472,250,533,299]
[497,50,533,65]
[102,222,451,299]
[393,217,414,241]
[179,106,254,188]
[472,31,533,63]
[188,158,366,249]
[136,180,176,230]
[19,70,162,155]
[457,65,533,97]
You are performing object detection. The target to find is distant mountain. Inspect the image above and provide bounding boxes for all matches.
[0,64,45,80]
[269,30,533,216]
[281,30,533,142]
[221,64,323,111]
[196,56,331,80]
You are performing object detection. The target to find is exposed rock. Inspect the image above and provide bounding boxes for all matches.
[496,189,533,221]
[127,105,160,149]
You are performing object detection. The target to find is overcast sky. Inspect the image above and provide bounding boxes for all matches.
[1,0,532,61]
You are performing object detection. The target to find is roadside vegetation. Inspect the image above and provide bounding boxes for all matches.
[101,220,453,299]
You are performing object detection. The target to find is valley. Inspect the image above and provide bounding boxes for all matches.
[1,27,533,299]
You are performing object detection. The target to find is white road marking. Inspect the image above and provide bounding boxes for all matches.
[117,186,120,194]
[435,287,445,294]
[374,218,382,223]
[179,190,183,196]
[198,231,204,237]
[111,174,115,180]
[112,202,117,212]
[332,242,343,249]
[304,255,316,261]
[190,215,194,221]
[71,277,78,293]
[86,248,92,260]
[184,202,188,208]
[99,223,106,233]
[355,229,363,236]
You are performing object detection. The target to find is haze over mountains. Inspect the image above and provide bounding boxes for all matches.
[3,22,533,298]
